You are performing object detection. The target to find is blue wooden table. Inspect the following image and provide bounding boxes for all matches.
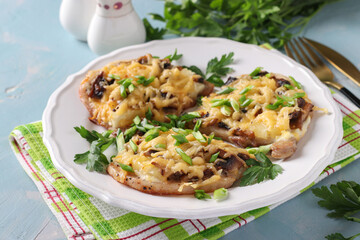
[1,0,359,239]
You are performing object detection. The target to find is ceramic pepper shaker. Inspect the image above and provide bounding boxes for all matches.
[59,0,96,41]
[87,0,146,55]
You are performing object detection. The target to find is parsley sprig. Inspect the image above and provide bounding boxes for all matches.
[74,127,115,173]
[312,181,360,239]
[185,52,235,87]
[240,153,283,186]
[144,0,337,48]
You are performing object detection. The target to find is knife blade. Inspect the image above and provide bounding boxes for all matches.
[304,37,360,88]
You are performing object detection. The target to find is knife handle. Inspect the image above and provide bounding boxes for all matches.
[340,87,360,108]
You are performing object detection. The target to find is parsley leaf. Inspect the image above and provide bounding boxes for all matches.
[312,181,360,223]
[142,18,166,41]
[74,126,115,173]
[164,48,183,62]
[240,153,283,186]
[144,0,337,48]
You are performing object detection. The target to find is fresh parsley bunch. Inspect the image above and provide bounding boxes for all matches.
[144,0,339,48]
[312,181,360,240]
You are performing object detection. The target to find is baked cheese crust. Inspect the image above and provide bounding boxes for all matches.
[107,130,249,195]
[79,54,214,130]
[197,72,314,159]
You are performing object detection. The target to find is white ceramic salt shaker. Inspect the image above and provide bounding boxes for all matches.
[87,0,146,55]
[59,0,96,41]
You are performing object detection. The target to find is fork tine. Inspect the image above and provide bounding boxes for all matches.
[293,38,315,68]
[287,40,308,67]
[284,43,295,61]
[298,37,325,67]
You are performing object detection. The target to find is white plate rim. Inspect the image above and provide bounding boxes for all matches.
[42,37,343,219]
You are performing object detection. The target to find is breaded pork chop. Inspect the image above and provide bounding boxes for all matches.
[196,71,314,159]
[107,130,250,195]
[79,54,214,130]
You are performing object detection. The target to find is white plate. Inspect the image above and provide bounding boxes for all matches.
[42,37,342,219]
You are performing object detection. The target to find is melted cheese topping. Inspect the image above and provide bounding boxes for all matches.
[200,73,313,143]
[113,130,250,188]
[82,54,205,129]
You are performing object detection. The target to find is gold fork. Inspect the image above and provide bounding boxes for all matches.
[285,37,360,108]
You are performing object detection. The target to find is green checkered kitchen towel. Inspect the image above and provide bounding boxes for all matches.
[9,91,360,240]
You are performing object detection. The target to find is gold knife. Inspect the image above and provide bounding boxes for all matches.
[304,37,360,88]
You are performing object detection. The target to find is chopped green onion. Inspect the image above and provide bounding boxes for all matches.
[252,76,260,79]
[116,132,125,152]
[209,152,220,163]
[119,163,134,172]
[172,128,192,135]
[120,85,127,98]
[133,116,141,125]
[249,67,263,77]
[145,108,153,120]
[128,83,135,93]
[144,128,160,142]
[211,99,231,107]
[129,140,138,153]
[293,92,305,98]
[246,144,272,154]
[172,134,189,146]
[214,136,222,140]
[240,98,253,107]
[265,73,271,78]
[175,148,192,165]
[192,131,207,143]
[154,143,166,149]
[289,76,302,89]
[124,126,137,141]
[217,87,236,95]
[207,132,215,144]
[193,119,202,132]
[220,105,232,116]
[213,188,228,201]
[239,85,254,95]
[230,99,240,112]
[136,76,155,86]
[284,84,294,90]
[194,190,211,200]
[108,73,120,79]
[239,95,246,104]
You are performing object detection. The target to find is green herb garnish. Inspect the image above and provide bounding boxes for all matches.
[154,143,166,149]
[209,152,220,163]
[175,148,193,165]
[213,188,228,201]
[193,119,202,132]
[129,139,138,153]
[144,128,160,142]
[246,144,272,155]
[145,1,333,48]
[239,85,254,95]
[172,134,189,146]
[184,52,235,87]
[192,131,207,143]
[266,92,305,110]
[74,126,115,173]
[164,48,183,62]
[194,190,211,200]
[289,76,302,89]
[136,76,155,86]
[249,67,263,77]
[217,87,236,95]
[119,163,134,172]
[240,152,283,186]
